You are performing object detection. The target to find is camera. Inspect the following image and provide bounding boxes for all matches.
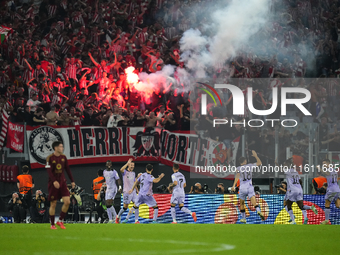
[228,187,239,194]
[215,183,225,194]
[193,185,200,191]
[203,184,209,193]
[156,184,168,193]
[70,185,84,195]
[38,193,45,199]
[98,188,106,202]
[99,183,107,193]
[276,182,287,194]
[191,185,201,193]
[102,184,107,191]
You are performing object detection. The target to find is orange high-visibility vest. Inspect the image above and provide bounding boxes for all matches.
[17,174,33,194]
[93,176,104,199]
[313,176,327,188]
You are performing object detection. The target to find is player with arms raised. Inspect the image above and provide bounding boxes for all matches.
[168,163,197,224]
[320,159,340,225]
[283,159,317,224]
[95,160,122,223]
[47,141,76,229]
[129,164,164,224]
[231,150,265,223]
[116,158,138,223]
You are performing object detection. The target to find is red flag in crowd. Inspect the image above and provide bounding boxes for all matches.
[6,121,24,152]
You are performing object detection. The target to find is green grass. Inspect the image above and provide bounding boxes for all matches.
[0,224,338,255]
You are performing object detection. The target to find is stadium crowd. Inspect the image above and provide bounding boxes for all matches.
[0,0,339,139]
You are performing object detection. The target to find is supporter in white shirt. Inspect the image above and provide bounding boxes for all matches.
[107,105,124,127]
[26,94,41,113]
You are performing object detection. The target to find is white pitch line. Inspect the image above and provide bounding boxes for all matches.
[34,246,234,255]
[34,237,235,255]
[64,236,228,247]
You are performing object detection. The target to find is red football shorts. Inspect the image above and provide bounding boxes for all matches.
[48,179,70,201]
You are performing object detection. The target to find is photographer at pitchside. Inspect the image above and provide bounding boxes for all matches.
[30,190,50,223]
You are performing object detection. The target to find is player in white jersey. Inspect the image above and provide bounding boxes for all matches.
[320,159,340,225]
[122,173,142,223]
[129,164,164,224]
[231,150,265,223]
[95,161,122,223]
[282,159,317,224]
[116,158,138,223]
[168,164,197,224]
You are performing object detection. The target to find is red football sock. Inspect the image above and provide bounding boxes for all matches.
[50,215,55,225]
[59,211,67,221]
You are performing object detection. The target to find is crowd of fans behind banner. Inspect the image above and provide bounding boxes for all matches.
[1,0,340,164]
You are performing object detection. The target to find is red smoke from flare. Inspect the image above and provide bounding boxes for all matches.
[124,66,153,104]
[125,66,139,85]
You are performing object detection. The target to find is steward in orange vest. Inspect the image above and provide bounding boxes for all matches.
[17,165,34,195]
[312,176,327,194]
[92,169,104,200]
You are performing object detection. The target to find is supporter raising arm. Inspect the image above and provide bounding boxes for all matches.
[88,52,119,74]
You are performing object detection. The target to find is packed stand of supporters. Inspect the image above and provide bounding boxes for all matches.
[0,0,339,135]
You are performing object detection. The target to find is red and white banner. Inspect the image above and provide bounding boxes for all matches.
[6,122,24,152]
[26,126,241,179]
[0,109,9,150]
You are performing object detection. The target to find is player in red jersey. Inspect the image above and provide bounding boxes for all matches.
[46,141,76,229]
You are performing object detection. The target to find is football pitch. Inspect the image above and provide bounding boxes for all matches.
[1,224,338,255]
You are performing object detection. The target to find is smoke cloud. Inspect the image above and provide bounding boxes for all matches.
[180,0,271,79]
[132,0,272,100]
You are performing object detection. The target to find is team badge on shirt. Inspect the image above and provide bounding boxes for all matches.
[28,126,63,164]
[56,163,62,173]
